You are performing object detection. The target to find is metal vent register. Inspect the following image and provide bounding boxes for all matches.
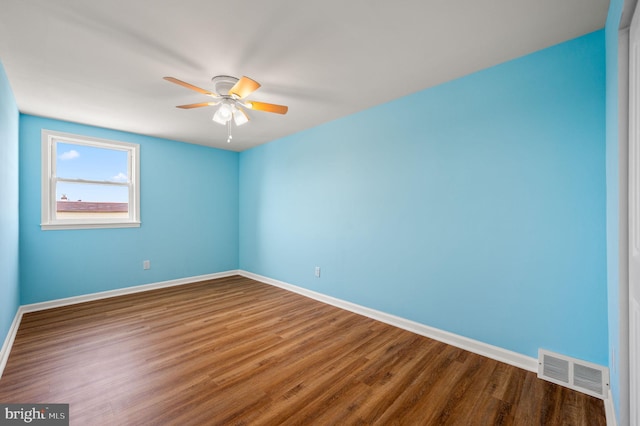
[538,349,608,399]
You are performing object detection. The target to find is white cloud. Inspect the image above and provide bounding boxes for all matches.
[58,149,79,160]
[112,172,128,181]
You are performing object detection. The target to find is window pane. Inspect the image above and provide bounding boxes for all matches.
[57,181,128,203]
[56,182,129,220]
[56,142,129,182]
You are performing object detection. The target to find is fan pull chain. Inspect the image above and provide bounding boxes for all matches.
[226,120,232,143]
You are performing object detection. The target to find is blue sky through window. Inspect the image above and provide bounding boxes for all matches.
[56,142,129,203]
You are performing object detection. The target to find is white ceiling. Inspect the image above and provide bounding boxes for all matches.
[0,0,609,152]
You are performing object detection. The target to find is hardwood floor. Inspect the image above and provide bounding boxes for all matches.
[0,276,605,425]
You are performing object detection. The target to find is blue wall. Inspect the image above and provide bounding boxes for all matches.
[0,62,20,348]
[240,31,608,364]
[605,0,624,419]
[19,116,239,304]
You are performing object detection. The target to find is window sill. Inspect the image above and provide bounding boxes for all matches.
[41,221,141,231]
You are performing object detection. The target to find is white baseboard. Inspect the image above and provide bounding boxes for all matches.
[0,308,24,380]
[604,389,618,426]
[0,270,240,378]
[20,270,240,313]
[238,270,539,373]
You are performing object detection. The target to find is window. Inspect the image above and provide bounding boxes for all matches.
[41,130,140,230]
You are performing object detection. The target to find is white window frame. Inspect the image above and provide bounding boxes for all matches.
[41,130,140,230]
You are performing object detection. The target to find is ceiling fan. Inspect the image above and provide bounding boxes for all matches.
[164,75,288,143]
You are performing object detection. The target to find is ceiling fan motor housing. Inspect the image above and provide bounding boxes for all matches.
[211,75,239,97]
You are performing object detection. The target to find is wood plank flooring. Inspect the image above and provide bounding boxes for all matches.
[0,276,605,425]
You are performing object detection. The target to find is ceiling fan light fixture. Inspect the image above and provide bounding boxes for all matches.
[233,106,249,126]
[212,102,233,125]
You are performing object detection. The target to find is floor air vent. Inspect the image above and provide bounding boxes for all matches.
[538,349,609,400]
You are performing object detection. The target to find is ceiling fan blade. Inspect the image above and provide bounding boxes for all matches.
[176,101,219,109]
[245,100,288,115]
[163,77,218,96]
[229,76,261,99]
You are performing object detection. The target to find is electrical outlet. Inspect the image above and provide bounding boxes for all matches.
[143,260,150,270]
[315,266,320,278]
